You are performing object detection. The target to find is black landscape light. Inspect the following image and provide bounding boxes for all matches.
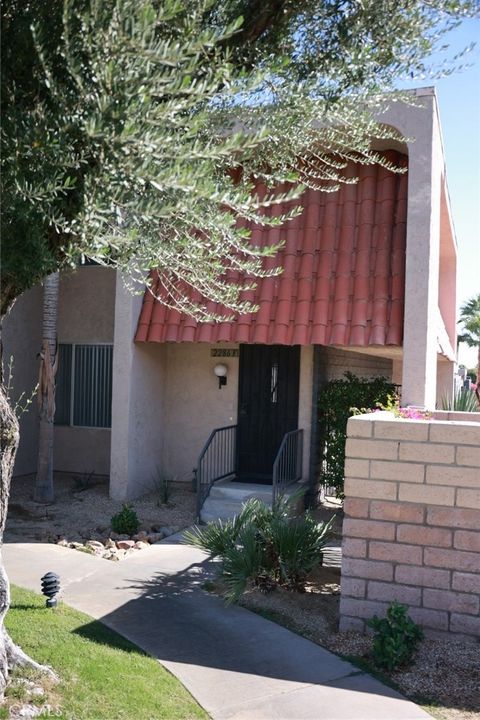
[41,572,60,608]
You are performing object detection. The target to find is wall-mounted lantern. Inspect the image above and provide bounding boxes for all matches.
[214,363,228,389]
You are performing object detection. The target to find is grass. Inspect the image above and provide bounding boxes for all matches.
[4,585,208,720]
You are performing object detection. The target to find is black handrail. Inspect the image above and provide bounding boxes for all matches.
[272,429,303,504]
[195,425,237,519]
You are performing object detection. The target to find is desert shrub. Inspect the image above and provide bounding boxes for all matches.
[183,494,334,603]
[368,602,424,671]
[111,504,139,536]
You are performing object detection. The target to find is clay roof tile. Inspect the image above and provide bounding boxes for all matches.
[135,153,407,348]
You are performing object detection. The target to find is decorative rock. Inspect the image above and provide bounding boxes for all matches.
[159,526,174,537]
[105,551,120,561]
[132,530,148,541]
[105,538,116,549]
[116,540,135,550]
[86,540,104,550]
[56,538,69,547]
[146,532,164,544]
[133,541,149,550]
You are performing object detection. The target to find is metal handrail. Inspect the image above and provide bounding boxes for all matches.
[195,424,237,519]
[272,429,303,504]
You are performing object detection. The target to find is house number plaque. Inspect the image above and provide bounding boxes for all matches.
[210,348,239,357]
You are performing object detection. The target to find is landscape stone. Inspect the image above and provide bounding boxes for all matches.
[159,527,174,538]
[146,532,164,543]
[117,539,135,550]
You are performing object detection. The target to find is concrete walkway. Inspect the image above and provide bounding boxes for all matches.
[4,540,431,720]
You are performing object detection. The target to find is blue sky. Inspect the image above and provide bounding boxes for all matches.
[422,19,480,367]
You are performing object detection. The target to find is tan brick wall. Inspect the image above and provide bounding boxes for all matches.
[340,412,480,639]
[319,348,393,382]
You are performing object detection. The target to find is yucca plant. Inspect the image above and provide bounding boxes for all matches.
[440,389,480,412]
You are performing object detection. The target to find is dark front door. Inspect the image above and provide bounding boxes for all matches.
[237,344,300,481]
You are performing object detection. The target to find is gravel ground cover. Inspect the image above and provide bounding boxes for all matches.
[6,473,196,547]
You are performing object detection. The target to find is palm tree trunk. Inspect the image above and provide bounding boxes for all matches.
[34,272,60,504]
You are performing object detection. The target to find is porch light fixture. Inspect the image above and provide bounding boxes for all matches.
[214,363,228,389]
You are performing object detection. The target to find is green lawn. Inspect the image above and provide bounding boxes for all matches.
[4,585,209,720]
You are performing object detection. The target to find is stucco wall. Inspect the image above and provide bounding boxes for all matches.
[340,412,480,639]
[160,343,315,484]
[3,267,116,478]
[2,285,43,477]
[162,344,240,481]
[110,278,167,499]
[54,266,116,476]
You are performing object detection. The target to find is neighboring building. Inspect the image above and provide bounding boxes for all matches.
[4,88,457,511]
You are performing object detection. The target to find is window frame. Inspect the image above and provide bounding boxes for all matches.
[55,342,113,429]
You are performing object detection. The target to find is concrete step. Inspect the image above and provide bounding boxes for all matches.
[201,479,310,523]
[200,498,251,523]
[209,480,273,504]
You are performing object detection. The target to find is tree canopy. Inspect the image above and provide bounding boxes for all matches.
[2,0,478,319]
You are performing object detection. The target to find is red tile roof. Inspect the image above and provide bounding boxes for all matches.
[135,152,407,346]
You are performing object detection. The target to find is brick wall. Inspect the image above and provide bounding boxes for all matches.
[340,411,480,638]
[318,347,393,382]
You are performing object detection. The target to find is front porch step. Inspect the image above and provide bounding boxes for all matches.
[200,479,273,523]
[208,479,273,503]
[200,478,307,523]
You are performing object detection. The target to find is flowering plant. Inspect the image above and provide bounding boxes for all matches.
[353,393,432,420]
[373,394,432,419]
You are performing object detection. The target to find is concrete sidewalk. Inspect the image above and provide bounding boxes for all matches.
[4,540,431,720]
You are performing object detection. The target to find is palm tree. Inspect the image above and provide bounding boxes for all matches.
[33,272,60,503]
[458,293,480,389]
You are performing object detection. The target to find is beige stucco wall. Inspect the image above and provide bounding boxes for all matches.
[110,323,316,497]
[3,266,116,479]
[109,277,165,499]
[162,344,240,482]
[2,285,43,477]
[379,89,456,408]
[57,266,116,344]
[54,266,116,476]
[159,343,315,485]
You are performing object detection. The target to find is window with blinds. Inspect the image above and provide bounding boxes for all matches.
[55,344,113,428]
